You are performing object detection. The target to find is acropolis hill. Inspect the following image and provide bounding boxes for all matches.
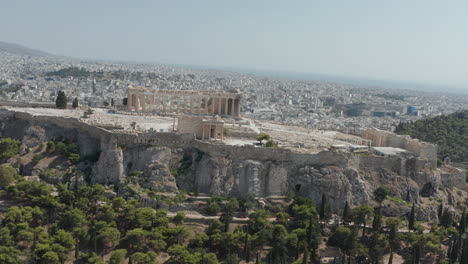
[0,86,465,222]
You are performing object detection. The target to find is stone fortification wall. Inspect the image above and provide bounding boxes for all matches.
[362,128,437,163]
[0,109,107,157]
[359,155,402,173]
[192,140,350,167]
[111,130,195,149]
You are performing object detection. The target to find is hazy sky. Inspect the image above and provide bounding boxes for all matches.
[2,0,468,88]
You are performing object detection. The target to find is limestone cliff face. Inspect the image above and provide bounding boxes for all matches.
[0,108,465,218]
[93,148,125,184]
[178,153,289,198]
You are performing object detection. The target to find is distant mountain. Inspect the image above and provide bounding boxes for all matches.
[0,41,51,57]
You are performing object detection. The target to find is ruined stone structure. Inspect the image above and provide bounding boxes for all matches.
[362,128,438,164]
[177,115,225,140]
[127,85,242,117]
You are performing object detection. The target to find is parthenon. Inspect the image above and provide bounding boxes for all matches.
[127,85,242,117]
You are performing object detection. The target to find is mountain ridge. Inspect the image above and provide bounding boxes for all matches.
[0,41,51,57]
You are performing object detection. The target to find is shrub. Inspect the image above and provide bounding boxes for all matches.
[37,143,45,152]
[46,141,56,153]
[32,154,42,164]
[265,139,278,148]
[256,133,270,144]
[68,153,80,164]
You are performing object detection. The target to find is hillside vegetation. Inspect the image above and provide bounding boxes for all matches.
[395,110,468,163]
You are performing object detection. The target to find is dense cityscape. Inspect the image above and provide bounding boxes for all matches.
[1,45,467,135]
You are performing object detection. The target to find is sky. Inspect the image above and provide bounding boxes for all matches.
[1,0,468,89]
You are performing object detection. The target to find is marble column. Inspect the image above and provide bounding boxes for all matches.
[231,98,235,116]
[224,98,228,115]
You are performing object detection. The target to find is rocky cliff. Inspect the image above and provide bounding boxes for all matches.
[0,108,466,221]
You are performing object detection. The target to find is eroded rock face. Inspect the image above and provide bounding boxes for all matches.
[181,154,290,198]
[412,170,442,197]
[93,147,125,184]
[123,146,172,172]
[289,166,370,210]
[141,163,178,192]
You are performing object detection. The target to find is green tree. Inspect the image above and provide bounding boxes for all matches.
[372,207,383,232]
[0,138,20,161]
[123,228,149,252]
[328,226,351,250]
[97,226,120,253]
[201,253,219,264]
[109,249,127,264]
[130,252,153,264]
[0,165,17,187]
[353,204,374,237]
[269,224,289,264]
[55,90,68,109]
[58,208,87,231]
[0,246,20,264]
[220,198,239,231]
[373,186,390,204]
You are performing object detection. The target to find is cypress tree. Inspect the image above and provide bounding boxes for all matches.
[409,203,416,231]
[343,201,350,224]
[461,237,468,264]
[372,208,382,232]
[459,210,466,235]
[72,97,79,109]
[440,208,453,228]
[302,249,309,264]
[244,232,250,262]
[55,90,68,109]
[449,235,459,263]
[438,203,444,222]
[319,194,327,220]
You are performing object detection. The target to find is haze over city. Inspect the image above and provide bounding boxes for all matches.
[2,0,468,93]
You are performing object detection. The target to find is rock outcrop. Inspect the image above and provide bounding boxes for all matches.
[0,108,466,217]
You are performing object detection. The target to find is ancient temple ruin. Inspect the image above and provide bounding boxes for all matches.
[127,85,242,117]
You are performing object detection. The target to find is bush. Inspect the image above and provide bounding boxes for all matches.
[68,153,80,164]
[46,141,56,153]
[32,154,42,164]
[0,138,20,161]
[256,133,270,143]
[265,139,278,148]
[37,143,45,152]
[172,212,187,225]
